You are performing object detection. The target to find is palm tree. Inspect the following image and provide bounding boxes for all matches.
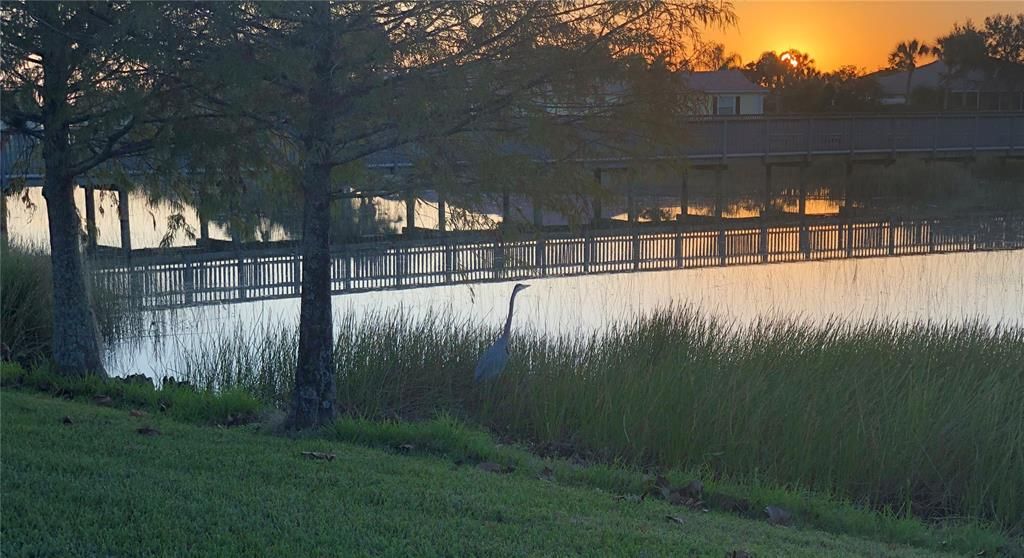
[888,39,935,102]
[702,43,743,71]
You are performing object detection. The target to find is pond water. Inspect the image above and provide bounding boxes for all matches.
[104,249,1024,378]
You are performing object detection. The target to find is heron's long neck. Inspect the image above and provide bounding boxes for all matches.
[503,290,520,338]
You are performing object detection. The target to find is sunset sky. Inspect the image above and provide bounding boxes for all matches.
[703,1,1021,72]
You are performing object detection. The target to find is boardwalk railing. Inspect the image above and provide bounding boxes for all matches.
[670,113,1024,162]
[91,213,1024,310]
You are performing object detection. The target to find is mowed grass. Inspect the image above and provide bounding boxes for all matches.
[1,391,966,557]
[176,310,1024,531]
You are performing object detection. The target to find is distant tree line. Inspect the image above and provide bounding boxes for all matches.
[699,11,1023,114]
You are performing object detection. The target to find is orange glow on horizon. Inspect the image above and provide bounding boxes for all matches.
[704,1,1020,72]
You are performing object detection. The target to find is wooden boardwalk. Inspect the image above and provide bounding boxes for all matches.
[91,213,1024,310]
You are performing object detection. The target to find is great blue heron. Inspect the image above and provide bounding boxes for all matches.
[474,283,530,382]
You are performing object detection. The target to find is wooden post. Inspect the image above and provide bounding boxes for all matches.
[293,253,302,295]
[763,164,772,217]
[493,238,505,279]
[674,230,684,268]
[395,247,405,287]
[888,218,897,256]
[533,197,545,276]
[714,166,724,220]
[592,168,603,226]
[718,220,727,267]
[626,184,636,224]
[501,189,511,225]
[237,255,247,300]
[797,164,809,259]
[405,189,416,235]
[842,160,853,215]
[632,231,641,270]
[183,261,194,305]
[846,219,854,257]
[444,242,454,283]
[84,186,97,252]
[117,185,131,257]
[678,170,689,222]
[583,231,593,273]
[716,166,726,265]
[437,193,447,233]
[760,221,769,263]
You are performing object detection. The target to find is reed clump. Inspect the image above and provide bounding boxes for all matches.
[175,309,1024,530]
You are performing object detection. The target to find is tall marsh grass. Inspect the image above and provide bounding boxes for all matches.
[0,242,137,366]
[1,243,53,364]
[175,309,1024,529]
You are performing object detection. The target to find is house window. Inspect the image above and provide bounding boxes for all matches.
[715,95,736,115]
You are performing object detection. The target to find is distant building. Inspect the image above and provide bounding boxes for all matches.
[866,60,1024,110]
[681,70,768,116]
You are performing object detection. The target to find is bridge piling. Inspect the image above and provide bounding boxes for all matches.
[678,170,689,222]
[437,193,448,233]
[118,185,131,257]
[404,189,416,235]
[84,187,97,253]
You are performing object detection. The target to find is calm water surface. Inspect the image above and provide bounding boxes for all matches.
[106,249,1024,378]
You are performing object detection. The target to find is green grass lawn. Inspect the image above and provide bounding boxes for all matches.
[1,391,964,557]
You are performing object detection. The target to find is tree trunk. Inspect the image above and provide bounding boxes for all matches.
[39,5,106,377]
[43,175,107,377]
[288,162,336,429]
[288,4,337,429]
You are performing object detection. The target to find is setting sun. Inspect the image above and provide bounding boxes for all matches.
[780,52,800,67]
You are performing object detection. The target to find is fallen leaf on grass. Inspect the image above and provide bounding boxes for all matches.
[537,466,555,481]
[764,505,792,526]
[61,416,73,425]
[665,515,686,525]
[301,451,336,461]
[396,443,415,453]
[129,409,147,417]
[477,462,513,474]
[93,395,113,406]
[136,426,161,436]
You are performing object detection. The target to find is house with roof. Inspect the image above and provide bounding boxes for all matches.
[866,59,1024,110]
[681,70,768,116]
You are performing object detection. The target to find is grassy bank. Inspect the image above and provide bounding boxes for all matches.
[1,390,998,556]
[173,311,1024,532]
